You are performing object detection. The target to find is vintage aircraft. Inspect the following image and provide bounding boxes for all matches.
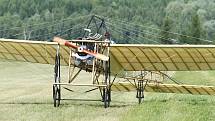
[0,15,215,108]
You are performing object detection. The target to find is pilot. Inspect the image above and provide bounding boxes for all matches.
[72,45,94,66]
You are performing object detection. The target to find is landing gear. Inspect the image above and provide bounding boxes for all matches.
[102,88,111,108]
[53,45,61,107]
[52,15,112,108]
[53,85,61,107]
[102,60,111,108]
[136,80,144,104]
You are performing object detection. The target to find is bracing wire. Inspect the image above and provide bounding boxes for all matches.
[107,22,160,43]
[30,27,84,40]
[107,22,159,44]
[0,14,91,32]
[108,25,158,44]
[106,21,173,43]
[2,18,89,40]
[7,23,84,39]
[29,25,97,40]
[105,16,213,43]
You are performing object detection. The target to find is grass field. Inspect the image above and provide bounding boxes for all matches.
[0,60,215,121]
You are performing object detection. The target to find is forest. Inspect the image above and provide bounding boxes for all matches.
[0,0,215,44]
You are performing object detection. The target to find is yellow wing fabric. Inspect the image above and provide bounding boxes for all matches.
[111,83,215,95]
[110,44,215,72]
[0,39,70,65]
[2,39,215,72]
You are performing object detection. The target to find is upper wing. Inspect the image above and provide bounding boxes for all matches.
[2,39,215,73]
[110,44,215,74]
[0,39,70,65]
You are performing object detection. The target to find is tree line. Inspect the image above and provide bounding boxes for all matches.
[0,0,214,44]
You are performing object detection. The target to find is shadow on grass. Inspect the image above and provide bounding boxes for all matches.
[0,100,133,108]
[1,96,214,107]
[60,103,131,108]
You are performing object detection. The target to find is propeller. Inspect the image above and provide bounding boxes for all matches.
[53,37,109,61]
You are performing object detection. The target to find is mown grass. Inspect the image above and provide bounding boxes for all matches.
[121,93,215,121]
[0,60,215,121]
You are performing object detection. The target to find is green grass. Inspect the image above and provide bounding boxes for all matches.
[121,93,215,121]
[0,60,215,121]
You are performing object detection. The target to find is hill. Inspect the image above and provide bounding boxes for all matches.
[0,0,215,44]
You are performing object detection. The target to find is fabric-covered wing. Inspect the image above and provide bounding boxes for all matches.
[110,44,215,73]
[0,39,70,65]
[111,83,215,95]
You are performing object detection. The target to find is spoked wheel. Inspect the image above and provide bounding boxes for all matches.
[103,88,110,108]
[108,88,111,102]
[53,85,61,107]
[102,59,111,108]
[136,80,144,104]
[53,46,61,107]
[138,97,143,104]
